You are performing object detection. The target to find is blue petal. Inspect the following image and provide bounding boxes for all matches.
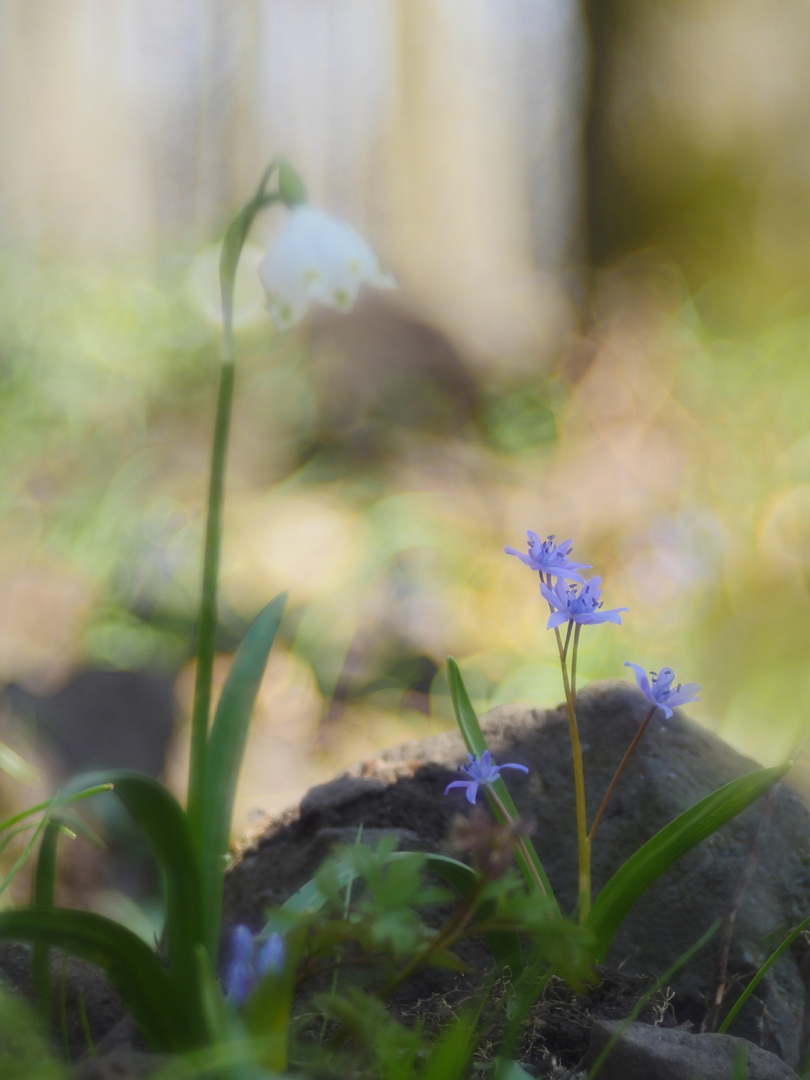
[445,780,472,796]
[666,684,701,708]
[547,610,569,630]
[230,925,254,964]
[256,933,285,976]
[539,582,560,607]
[465,781,480,805]
[505,547,536,567]
[624,662,652,700]
[226,960,255,1005]
[498,763,529,775]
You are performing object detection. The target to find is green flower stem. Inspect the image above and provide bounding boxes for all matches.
[570,622,582,700]
[588,703,656,843]
[554,622,590,922]
[187,356,235,842]
[487,787,548,899]
[187,162,292,844]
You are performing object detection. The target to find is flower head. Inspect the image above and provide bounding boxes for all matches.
[259,206,396,330]
[226,925,285,1006]
[624,662,701,719]
[539,576,628,630]
[504,532,590,584]
[444,750,528,805]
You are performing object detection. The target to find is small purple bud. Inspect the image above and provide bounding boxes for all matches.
[230,925,254,964]
[256,933,285,976]
[226,959,255,1006]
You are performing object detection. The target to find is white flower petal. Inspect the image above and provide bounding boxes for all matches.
[257,205,395,328]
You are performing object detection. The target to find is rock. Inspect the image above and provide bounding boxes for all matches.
[224,681,810,1069]
[299,775,386,819]
[586,1019,799,1079]
[0,942,129,1060]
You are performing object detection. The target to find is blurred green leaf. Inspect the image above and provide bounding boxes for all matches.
[201,592,287,958]
[0,908,191,1052]
[67,771,205,1041]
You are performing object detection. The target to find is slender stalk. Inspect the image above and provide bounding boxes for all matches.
[562,618,574,663]
[187,355,236,842]
[588,704,656,843]
[186,166,286,844]
[570,622,582,700]
[554,623,590,921]
[487,787,547,899]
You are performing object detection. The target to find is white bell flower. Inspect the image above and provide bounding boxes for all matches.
[258,206,396,330]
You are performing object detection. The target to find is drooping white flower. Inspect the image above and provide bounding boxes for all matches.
[258,206,396,330]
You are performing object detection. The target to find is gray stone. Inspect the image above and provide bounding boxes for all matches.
[299,775,386,818]
[587,1020,799,1080]
[227,682,810,1069]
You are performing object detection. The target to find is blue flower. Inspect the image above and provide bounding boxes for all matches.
[539,576,628,629]
[444,751,529,805]
[505,532,591,583]
[624,662,701,719]
[226,925,285,1005]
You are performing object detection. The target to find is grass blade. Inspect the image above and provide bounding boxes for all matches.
[586,765,788,962]
[718,910,810,1034]
[0,908,191,1051]
[201,592,287,959]
[587,920,719,1079]
[447,658,557,910]
[32,817,62,1026]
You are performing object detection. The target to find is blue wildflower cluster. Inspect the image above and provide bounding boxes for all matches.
[226,925,285,1006]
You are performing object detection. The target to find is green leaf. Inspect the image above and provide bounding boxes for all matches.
[201,592,287,959]
[0,908,191,1052]
[586,765,789,962]
[420,1010,476,1080]
[66,771,205,1041]
[32,818,62,1025]
[718,910,810,1034]
[422,853,524,978]
[447,658,558,910]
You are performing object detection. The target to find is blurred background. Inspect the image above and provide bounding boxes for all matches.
[2,0,810,923]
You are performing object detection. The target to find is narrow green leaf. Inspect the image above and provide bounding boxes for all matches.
[718,910,810,1034]
[67,771,205,1041]
[447,658,558,910]
[32,818,62,1025]
[201,592,287,959]
[586,765,789,962]
[0,784,112,836]
[0,908,190,1052]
